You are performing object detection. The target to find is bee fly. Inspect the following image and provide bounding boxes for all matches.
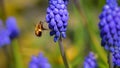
[35,21,47,37]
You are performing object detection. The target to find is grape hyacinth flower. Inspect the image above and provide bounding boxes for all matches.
[29,53,51,68]
[46,0,69,42]
[98,0,120,52]
[6,17,20,39]
[112,48,120,66]
[0,20,10,47]
[84,52,97,68]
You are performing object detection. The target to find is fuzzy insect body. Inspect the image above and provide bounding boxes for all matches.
[35,21,47,37]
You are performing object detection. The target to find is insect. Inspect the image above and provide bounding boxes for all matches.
[35,21,47,37]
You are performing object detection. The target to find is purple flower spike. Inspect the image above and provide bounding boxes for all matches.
[112,48,120,66]
[98,0,120,52]
[46,0,69,42]
[6,17,20,39]
[84,52,97,68]
[0,19,10,47]
[29,53,51,68]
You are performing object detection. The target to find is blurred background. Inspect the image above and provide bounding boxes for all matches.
[0,0,120,68]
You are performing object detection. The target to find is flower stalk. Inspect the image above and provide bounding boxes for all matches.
[11,39,23,68]
[108,52,113,68]
[58,36,69,68]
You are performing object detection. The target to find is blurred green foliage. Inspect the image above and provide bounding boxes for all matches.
[0,0,113,68]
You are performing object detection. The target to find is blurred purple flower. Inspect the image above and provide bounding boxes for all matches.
[0,20,10,47]
[6,17,20,39]
[84,52,97,68]
[29,53,51,68]
[46,0,69,42]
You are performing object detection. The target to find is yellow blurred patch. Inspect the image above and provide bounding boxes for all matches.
[4,0,38,15]
[66,46,78,61]
[58,46,78,64]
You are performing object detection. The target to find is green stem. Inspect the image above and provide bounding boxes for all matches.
[11,39,24,68]
[58,36,69,68]
[73,0,91,57]
[108,52,113,68]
